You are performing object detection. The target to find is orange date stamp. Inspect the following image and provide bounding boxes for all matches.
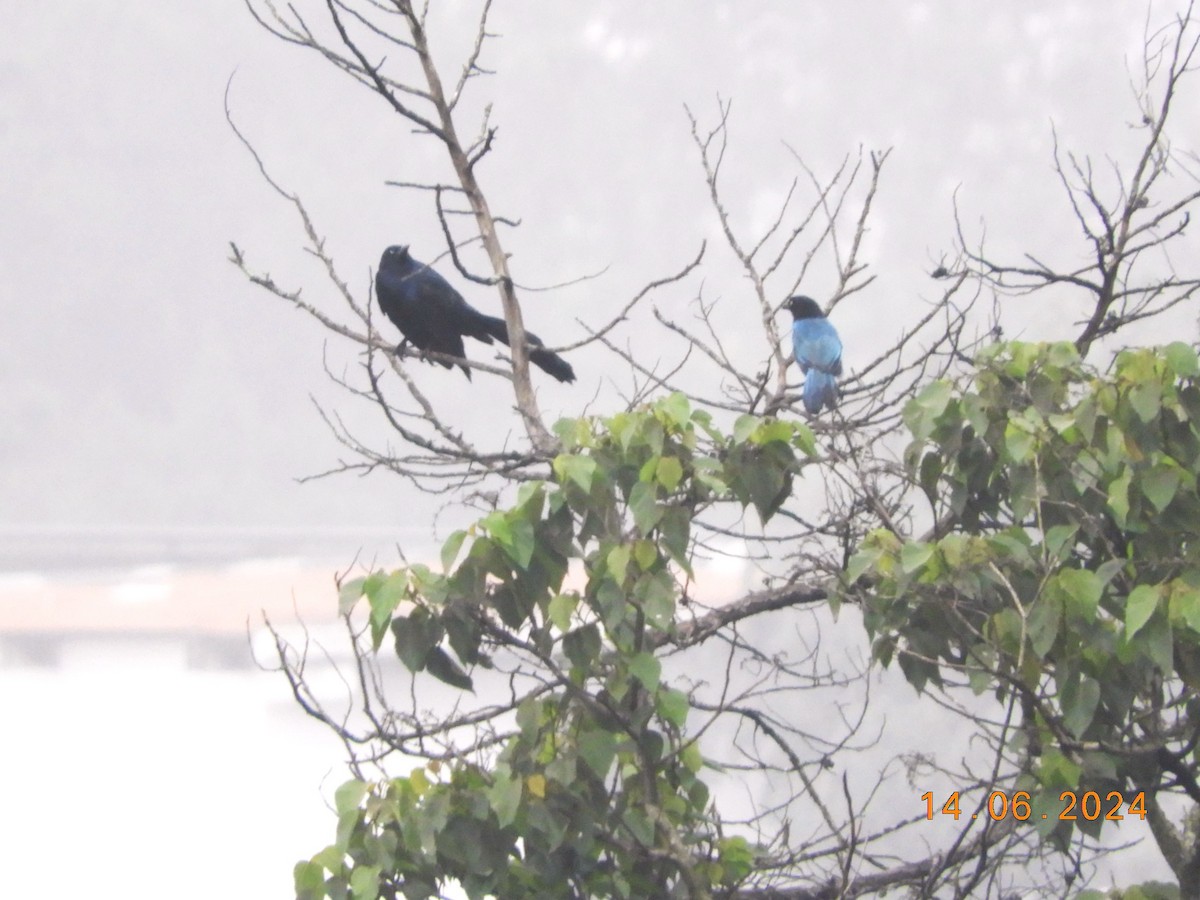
[922,790,1147,822]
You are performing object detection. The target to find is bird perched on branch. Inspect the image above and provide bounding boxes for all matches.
[375,245,575,383]
[787,295,842,415]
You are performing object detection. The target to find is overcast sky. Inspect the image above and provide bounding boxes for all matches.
[2,1,1196,558]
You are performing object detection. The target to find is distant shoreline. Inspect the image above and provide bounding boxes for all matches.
[0,524,428,575]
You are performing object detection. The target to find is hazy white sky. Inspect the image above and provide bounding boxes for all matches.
[1,1,1195,549]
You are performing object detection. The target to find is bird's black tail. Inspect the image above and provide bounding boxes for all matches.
[474,313,575,383]
[528,347,576,383]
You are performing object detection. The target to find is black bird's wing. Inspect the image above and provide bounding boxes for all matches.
[411,273,576,383]
[377,262,480,375]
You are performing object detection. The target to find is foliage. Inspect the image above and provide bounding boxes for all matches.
[846,341,1200,870]
[296,395,812,899]
[1076,884,1181,900]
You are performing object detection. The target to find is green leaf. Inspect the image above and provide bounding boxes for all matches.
[438,816,508,876]
[732,414,758,444]
[659,391,692,427]
[294,861,327,898]
[1004,341,1038,377]
[1027,596,1061,659]
[634,570,676,630]
[1096,557,1127,587]
[484,511,535,569]
[525,773,547,801]
[578,729,618,778]
[1107,469,1132,528]
[408,766,430,796]
[441,530,469,571]
[628,481,663,534]
[1057,569,1103,623]
[1037,748,1081,789]
[1073,394,1098,443]
[349,865,380,900]
[547,593,577,632]
[368,571,408,649]
[988,528,1035,566]
[338,577,366,616]
[444,606,482,666]
[791,422,817,456]
[334,780,368,816]
[1140,613,1175,673]
[990,607,1024,657]
[554,453,598,491]
[655,687,689,727]
[628,652,662,690]
[911,379,954,419]
[659,506,692,575]
[1141,462,1181,513]
[918,452,943,499]
[312,845,345,874]
[681,742,703,774]
[425,646,474,691]
[552,415,590,449]
[1030,789,1067,841]
[1165,341,1200,377]
[638,455,659,484]
[1043,525,1078,562]
[392,610,443,672]
[1045,341,1080,367]
[655,455,684,491]
[692,457,729,495]
[607,544,631,585]
[490,582,534,630]
[1175,582,1200,634]
[488,775,523,829]
[900,542,935,575]
[936,535,964,571]
[483,510,512,547]
[1061,674,1100,737]
[563,623,601,671]
[739,454,790,523]
[622,806,656,846]
[334,810,359,858]
[750,419,793,445]
[1004,421,1036,463]
[632,540,658,571]
[1126,584,1161,639]
[1046,412,1076,436]
[593,579,628,632]
[844,546,882,584]
[1130,382,1162,423]
[717,836,756,883]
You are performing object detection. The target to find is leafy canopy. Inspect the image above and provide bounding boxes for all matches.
[845,341,1200,846]
[299,394,813,900]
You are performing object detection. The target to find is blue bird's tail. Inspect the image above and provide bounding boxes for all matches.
[803,370,838,415]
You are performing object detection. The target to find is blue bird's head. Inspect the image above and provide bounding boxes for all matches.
[787,295,825,320]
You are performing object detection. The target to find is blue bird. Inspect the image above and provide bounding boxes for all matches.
[375,246,574,383]
[788,295,842,415]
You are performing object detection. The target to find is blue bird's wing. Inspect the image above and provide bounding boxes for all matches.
[792,319,842,374]
[793,318,842,414]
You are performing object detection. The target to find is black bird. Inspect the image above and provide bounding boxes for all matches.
[375,245,575,383]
